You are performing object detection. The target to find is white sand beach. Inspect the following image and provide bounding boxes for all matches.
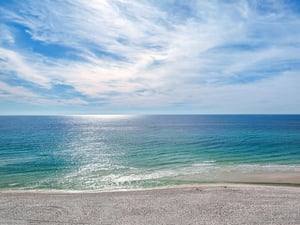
[1,184,300,225]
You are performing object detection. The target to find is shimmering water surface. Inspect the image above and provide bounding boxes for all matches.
[0,115,300,190]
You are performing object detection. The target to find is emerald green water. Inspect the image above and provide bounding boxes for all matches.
[0,115,299,190]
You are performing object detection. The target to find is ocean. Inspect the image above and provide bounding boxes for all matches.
[0,115,300,190]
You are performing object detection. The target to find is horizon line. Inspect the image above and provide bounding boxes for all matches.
[1,113,300,116]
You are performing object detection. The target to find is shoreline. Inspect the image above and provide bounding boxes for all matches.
[2,163,299,192]
[1,182,300,194]
[1,184,300,225]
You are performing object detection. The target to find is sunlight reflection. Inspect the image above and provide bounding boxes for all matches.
[71,114,136,120]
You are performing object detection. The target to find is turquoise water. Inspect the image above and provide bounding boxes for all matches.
[0,115,300,190]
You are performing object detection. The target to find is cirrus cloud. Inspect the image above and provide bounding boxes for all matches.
[0,0,300,114]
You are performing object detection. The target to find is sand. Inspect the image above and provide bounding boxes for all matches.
[1,184,300,225]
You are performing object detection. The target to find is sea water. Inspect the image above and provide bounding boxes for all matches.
[0,115,299,190]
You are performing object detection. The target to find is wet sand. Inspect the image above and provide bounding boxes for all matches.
[1,184,300,225]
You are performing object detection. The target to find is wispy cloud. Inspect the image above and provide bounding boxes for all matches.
[0,0,300,113]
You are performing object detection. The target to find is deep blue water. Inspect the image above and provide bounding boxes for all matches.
[0,115,300,190]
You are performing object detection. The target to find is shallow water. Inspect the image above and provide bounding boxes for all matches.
[0,115,300,190]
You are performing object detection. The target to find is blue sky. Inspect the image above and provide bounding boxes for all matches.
[0,0,300,114]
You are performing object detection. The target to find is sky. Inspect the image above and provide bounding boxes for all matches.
[0,0,300,115]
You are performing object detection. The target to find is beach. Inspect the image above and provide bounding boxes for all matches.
[1,116,300,224]
[1,184,300,225]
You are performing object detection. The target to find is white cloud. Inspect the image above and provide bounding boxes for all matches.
[0,80,89,106]
[0,24,15,44]
[0,48,51,88]
[0,0,300,112]
[0,81,38,98]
